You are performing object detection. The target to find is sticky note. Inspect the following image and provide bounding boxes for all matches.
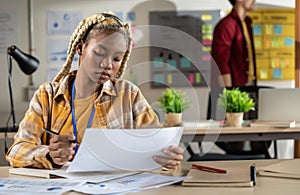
[272,68,282,79]
[166,59,177,70]
[202,40,212,45]
[265,24,272,35]
[189,73,194,84]
[253,24,262,35]
[153,57,164,68]
[284,37,294,46]
[202,35,213,40]
[180,57,191,68]
[195,72,201,83]
[153,73,164,84]
[202,46,211,52]
[167,74,173,84]
[202,55,211,61]
[201,14,212,21]
[273,24,283,35]
[201,24,213,34]
[259,68,268,79]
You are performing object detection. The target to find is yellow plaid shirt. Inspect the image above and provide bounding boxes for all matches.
[6,71,162,169]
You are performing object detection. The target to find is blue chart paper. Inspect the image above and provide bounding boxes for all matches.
[73,172,185,195]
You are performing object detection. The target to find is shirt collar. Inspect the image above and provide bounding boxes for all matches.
[102,79,117,96]
[230,8,252,24]
[53,70,118,102]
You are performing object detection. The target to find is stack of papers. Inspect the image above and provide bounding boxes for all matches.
[1,172,185,195]
[183,120,221,128]
[258,159,300,179]
[249,120,296,128]
[9,166,137,183]
[182,164,256,187]
[73,172,185,195]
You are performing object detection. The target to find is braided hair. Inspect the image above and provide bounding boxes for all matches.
[229,0,236,6]
[52,11,133,82]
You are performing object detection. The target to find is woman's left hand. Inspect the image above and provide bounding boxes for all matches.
[153,145,184,170]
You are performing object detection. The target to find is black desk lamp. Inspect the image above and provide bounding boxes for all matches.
[6,45,39,131]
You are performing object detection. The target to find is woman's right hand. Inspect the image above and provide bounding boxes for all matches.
[48,132,76,166]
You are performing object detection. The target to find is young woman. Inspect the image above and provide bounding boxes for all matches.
[6,11,183,170]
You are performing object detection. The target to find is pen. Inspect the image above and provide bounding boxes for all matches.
[192,164,227,174]
[43,128,79,144]
[250,164,256,186]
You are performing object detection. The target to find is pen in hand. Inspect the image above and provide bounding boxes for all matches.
[192,164,227,174]
[43,128,79,144]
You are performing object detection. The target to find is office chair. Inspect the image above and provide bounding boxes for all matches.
[187,85,278,161]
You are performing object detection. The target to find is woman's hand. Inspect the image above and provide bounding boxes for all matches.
[47,132,76,166]
[153,145,184,170]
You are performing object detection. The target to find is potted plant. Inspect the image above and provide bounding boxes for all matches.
[158,88,190,127]
[217,88,255,127]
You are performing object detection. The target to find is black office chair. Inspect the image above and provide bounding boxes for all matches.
[187,86,278,161]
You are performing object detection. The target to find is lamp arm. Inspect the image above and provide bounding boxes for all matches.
[8,56,17,130]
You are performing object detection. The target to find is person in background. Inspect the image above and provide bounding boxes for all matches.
[212,0,256,87]
[211,0,258,155]
[6,11,183,170]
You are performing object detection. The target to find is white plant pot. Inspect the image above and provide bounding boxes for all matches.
[226,112,244,127]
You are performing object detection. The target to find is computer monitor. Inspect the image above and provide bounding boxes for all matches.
[258,88,300,122]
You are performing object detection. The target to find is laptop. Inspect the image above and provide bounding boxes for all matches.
[258,88,300,122]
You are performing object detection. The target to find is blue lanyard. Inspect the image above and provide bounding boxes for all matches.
[71,78,99,153]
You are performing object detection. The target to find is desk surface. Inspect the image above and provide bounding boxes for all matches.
[182,125,300,142]
[1,159,299,195]
[0,132,15,139]
[3,125,300,141]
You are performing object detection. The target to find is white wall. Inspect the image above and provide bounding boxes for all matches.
[0,0,234,127]
[0,0,30,126]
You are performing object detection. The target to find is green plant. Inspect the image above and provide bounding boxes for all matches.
[217,88,255,113]
[158,88,190,113]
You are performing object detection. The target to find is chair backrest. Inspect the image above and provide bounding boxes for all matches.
[207,86,273,120]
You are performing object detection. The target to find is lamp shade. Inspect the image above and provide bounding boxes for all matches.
[7,45,39,75]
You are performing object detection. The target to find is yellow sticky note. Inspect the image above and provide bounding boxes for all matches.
[167,74,172,84]
[201,14,212,21]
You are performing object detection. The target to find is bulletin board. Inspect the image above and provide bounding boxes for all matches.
[249,8,295,81]
[149,10,221,88]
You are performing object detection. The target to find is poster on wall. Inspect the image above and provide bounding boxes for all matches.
[149,10,221,88]
[47,11,82,35]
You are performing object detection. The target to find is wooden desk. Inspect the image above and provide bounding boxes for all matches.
[181,125,300,142]
[0,132,15,139]
[128,159,300,195]
[1,159,300,195]
[2,126,299,143]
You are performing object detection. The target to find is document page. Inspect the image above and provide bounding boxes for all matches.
[67,127,183,172]
[72,172,185,195]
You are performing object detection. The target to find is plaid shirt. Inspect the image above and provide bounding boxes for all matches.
[6,71,162,169]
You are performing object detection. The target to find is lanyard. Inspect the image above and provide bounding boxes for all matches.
[71,78,99,153]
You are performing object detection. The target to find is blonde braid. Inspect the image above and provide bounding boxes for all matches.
[117,23,133,78]
[52,14,105,82]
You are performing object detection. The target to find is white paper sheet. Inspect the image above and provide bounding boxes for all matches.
[0,178,84,195]
[67,127,183,172]
[72,172,185,195]
[9,166,138,183]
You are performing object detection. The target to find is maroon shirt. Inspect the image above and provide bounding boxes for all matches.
[211,9,256,86]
